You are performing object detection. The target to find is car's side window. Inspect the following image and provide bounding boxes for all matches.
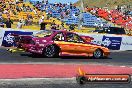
[66,33,84,43]
[53,32,65,41]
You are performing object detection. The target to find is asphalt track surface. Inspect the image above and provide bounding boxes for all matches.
[0,48,132,88]
[0,78,131,88]
[0,48,132,66]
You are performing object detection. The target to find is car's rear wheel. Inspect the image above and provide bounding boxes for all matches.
[93,49,103,59]
[43,45,59,58]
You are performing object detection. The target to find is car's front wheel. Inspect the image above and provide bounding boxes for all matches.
[93,49,103,59]
[43,45,59,58]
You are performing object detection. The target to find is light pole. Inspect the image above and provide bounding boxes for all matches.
[78,0,84,30]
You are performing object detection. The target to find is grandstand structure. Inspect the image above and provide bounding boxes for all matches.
[33,1,111,27]
[1,0,43,22]
[85,7,132,30]
[1,0,131,34]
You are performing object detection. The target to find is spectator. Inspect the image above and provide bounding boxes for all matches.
[27,14,33,19]
[5,18,13,28]
[40,22,47,30]
[25,19,28,26]
[69,24,75,31]
[47,13,51,19]
[21,18,25,25]
[0,17,4,28]
[28,18,33,25]
[41,15,45,19]
[59,22,65,30]
[33,8,37,14]
[3,9,8,14]
[56,25,60,30]
[39,18,46,30]
[39,18,44,25]
[17,20,23,29]
[51,20,57,30]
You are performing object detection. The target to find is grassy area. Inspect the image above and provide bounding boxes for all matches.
[76,0,132,9]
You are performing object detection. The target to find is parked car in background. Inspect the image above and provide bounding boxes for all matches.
[93,27,126,35]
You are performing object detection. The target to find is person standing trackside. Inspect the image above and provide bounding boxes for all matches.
[17,20,23,29]
[51,20,57,30]
[39,18,46,30]
[5,18,13,28]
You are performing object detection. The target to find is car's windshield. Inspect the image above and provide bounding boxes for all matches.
[34,30,53,37]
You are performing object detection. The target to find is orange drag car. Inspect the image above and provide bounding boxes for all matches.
[14,30,110,58]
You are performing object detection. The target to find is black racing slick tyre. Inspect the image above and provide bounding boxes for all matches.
[43,45,59,58]
[93,49,103,59]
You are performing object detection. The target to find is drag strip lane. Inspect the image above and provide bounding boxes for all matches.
[0,48,132,66]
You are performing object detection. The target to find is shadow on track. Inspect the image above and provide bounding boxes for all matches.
[60,56,112,59]
[20,53,112,60]
[20,53,43,58]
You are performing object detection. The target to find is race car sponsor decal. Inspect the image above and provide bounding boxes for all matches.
[90,35,122,50]
[102,36,122,50]
[2,31,33,47]
[120,36,132,50]
[76,68,131,84]
[0,30,5,46]
[77,74,131,84]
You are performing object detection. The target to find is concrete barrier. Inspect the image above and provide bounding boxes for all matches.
[0,28,36,47]
[77,33,132,50]
[0,28,132,50]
